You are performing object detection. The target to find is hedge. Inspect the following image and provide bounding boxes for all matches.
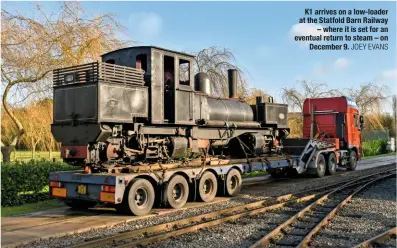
[1,160,78,207]
[362,139,388,157]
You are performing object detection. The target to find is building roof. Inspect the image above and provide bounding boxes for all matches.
[101,46,195,58]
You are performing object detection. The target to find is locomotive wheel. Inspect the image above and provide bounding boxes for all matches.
[326,152,337,175]
[198,171,218,202]
[346,150,357,171]
[225,169,242,197]
[64,199,97,210]
[316,154,326,178]
[120,178,155,216]
[164,175,189,209]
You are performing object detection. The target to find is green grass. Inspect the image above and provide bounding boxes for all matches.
[1,199,65,217]
[362,152,396,160]
[242,170,267,179]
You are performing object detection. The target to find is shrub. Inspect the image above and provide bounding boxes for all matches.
[1,160,78,206]
[362,139,388,157]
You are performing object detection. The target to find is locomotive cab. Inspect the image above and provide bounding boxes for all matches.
[101,46,196,125]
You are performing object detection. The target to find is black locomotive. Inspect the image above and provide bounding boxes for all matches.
[51,46,289,168]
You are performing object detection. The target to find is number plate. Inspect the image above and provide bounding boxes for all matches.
[77,184,87,195]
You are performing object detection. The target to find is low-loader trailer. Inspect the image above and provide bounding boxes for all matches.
[50,96,363,216]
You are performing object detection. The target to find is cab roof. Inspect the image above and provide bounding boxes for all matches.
[101,46,195,58]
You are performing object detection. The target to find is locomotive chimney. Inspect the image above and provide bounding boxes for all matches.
[228,69,238,99]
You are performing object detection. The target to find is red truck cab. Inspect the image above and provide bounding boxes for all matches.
[303,96,363,168]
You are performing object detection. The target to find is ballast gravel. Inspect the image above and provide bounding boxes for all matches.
[15,164,396,248]
[310,177,396,248]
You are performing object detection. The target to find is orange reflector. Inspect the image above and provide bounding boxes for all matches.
[52,188,67,197]
[101,185,116,193]
[100,192,115,203]
[50,181,62,187]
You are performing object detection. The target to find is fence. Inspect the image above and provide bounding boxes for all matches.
[1,151,62,163]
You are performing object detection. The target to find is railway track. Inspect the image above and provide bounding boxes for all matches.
[251,171,395,248]
[353,227,397,248]
[71,168,396,248]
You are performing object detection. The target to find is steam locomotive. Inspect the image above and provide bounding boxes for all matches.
[51,46,289,169]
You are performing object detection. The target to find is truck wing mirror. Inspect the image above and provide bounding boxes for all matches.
[359,115,364,124]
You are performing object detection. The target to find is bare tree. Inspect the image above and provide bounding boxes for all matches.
[282,80,341,112]
[244,88,269,105]
[1,2,132,162]
[344,82,388,115]
[193,46,249,97]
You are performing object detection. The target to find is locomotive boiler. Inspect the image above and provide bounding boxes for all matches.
[51,46,289,169]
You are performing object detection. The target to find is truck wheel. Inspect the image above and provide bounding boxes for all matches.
[165,175,189,209]
[347,150,357,171]
[65,199,96,210]
[124,178,155,216]
[198,171,218,202]
[326,153,337,175]
[316,154,326,178]
[225,169,242,197]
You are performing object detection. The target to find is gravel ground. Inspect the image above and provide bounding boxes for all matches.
[16,164,396,248]
[310,176,397,248]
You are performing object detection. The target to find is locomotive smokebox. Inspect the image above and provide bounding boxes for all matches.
[228,69,238,99]
[194,72,211,95]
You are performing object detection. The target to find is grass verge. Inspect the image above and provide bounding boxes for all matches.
[362,152,396,160]
[242,170,267,179]
[1,199,64,217]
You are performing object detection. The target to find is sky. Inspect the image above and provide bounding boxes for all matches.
[2,1,397,110]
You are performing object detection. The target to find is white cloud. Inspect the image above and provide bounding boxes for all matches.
[379,68,397,80]
[289,23,332,45]
[128,12,163,39]
[333,58,350,70]
[313,58,350,76]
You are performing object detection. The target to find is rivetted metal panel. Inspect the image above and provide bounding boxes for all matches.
[53,85,97,123]
[176,90,191,122]
[98,84,148,122]
[206,97,254,122]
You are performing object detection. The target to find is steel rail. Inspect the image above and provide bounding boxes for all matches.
[297,173,396,248]
[73,193,313,248]
[72,168,396,248]
[352,227,397,248]
[116,194,317,248]
[250,170,396,248]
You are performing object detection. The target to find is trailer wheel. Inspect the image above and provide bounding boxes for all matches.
[316,154,326,178]
[347,150,357,171]
[198,171,218,202]
[326,153,337,175]
[124,178,155,216]
[225,169,242,197]
[164,175,189,209]
[64,199,96,210]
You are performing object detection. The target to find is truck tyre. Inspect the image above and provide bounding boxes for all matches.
[164,175,189,209]
[198,171,218,202]
[123,178,155,216]
[326,153,337,175]
[316,154,326,178]
[347,150,357,171]
[65,199,96,210]
[225,169,242,197]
